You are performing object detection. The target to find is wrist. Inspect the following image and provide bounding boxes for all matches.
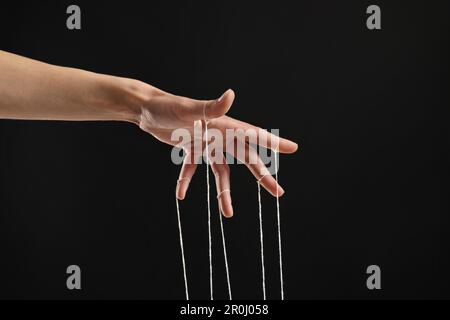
[96,74,152,125]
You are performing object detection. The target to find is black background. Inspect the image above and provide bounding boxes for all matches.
[0,0,449,300]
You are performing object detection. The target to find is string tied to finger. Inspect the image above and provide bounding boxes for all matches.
[175,186,189,300]
[177,177,191,184]
[217,189,231,199]
[256,178,266,300]
[204,101,233,301]
[204,104,214,300]
[273,146,285,300]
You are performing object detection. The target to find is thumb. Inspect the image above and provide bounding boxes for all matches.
[204,89,235,120]
[179,89,235,122]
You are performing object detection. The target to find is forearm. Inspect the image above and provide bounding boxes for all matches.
[0,50,147,123]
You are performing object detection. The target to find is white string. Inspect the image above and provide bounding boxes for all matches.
[204,103,232,301]
[204,111,214,300]
[217,190,232,300]
[175,184,189,300]
[257,176,266,300]
[216,189,230,199]
[176,102,284,301]
[274,150,285,300]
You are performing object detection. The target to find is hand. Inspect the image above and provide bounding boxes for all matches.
[0,51,298,218]
[137,88,298,218]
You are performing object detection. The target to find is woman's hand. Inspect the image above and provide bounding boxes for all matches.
[0,50,298,218]
[136,87,298,218]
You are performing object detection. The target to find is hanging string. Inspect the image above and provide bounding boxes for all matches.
[204,115,214,300]
[175,103,284,301]
[204,104,233,301]
[274,150,285,300]
[175,183,189,300]
[217,190,232,300]
[257,176,267,300]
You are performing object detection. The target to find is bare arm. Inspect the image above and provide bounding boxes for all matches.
[0,50,298,218]
[0,50,144,122]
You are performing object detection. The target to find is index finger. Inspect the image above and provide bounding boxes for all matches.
[212,116,299,154]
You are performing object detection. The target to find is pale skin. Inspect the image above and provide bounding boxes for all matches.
[0,50,298,218]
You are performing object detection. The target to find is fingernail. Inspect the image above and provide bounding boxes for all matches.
[277,186,285,197]
[217,90,229,103]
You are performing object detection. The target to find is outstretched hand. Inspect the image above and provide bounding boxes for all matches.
[0,51,298,218]
[137,88,298,218]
